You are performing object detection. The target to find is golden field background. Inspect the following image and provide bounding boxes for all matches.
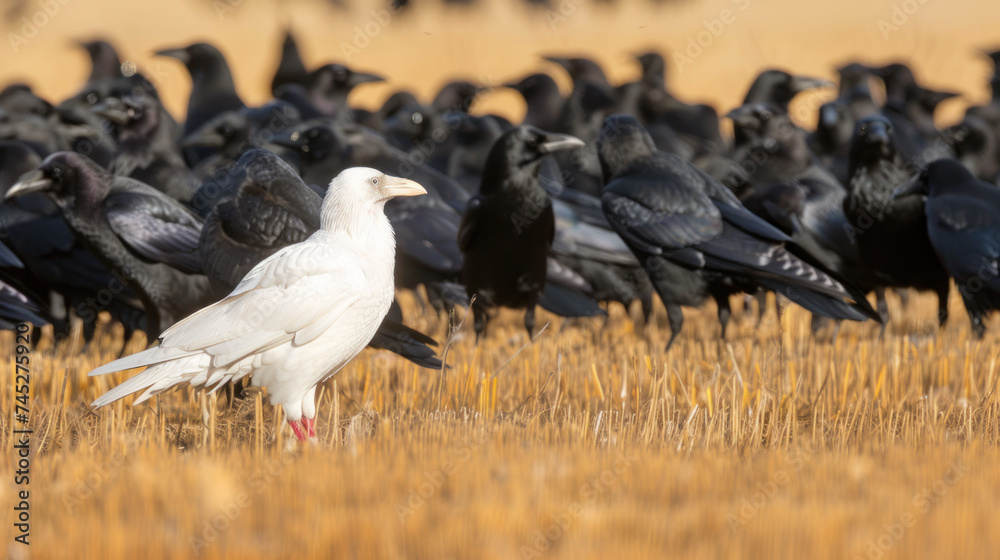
[2,0,1000,558]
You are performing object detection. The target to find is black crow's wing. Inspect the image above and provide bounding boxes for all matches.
[601,170,721,267]
[926,194,1000,287]
[457,196,484,252]
[386,197,463,274]
[104,188,204,274]
[0,242,22,268]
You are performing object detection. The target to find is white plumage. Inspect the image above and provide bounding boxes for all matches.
[89,167,426,440]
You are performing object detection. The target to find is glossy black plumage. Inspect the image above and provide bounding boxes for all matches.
[598,115,878,349]
[843,115,950,327]
[6,152,213,338]
[895,159,1000,337]
[156,42,246,137]
[742,69,833,113]
[270,30,310,96]
[459,126,595,338]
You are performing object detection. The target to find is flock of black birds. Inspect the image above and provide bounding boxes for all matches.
[3,34,1000,370]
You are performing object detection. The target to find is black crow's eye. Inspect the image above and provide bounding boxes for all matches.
[760,111,771,120]
[860,124,868,134]
[411,113,423,125]
[86,92,98,105]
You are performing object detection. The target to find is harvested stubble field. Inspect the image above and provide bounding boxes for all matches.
[3,0,1000,558]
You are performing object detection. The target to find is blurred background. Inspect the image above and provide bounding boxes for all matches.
[1,0,997,128]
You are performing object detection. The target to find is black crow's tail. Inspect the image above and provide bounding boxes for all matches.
[539,283,607,318]
[699,229,880,322]
[369,319,443,370]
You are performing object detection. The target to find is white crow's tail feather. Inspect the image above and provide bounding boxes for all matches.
[88,345,201,377]
[90,354,213,408]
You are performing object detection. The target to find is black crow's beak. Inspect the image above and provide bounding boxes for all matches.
[91,98,130,124]
[538,132,585,155]
[892,172,926,199]
[790,74,835,93]
[154,47,190,64]
[725,107,757,128]
[74,39,98,53]
[6,170,51,199]
[348,71,385,88]
[865,124,890,145]
[925,89,961,106]
[542,56,571,70]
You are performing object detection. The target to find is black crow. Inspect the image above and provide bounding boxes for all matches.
[629,51,725,157]
[944,115,999,184]
[305,63,383,121]
[728,103,864,287]
[181,100,302,184]
[895,158,1000,337]
[0,141,145,343]
[155,42,246,136]
[843,115,950,327]
[598,115,877,349]
[808,100,854,184]
[92,95,198,203]
[270,30,310,96]
[503,73,563,133]
[742,69,833,113]
[77,39,123,84]
[868,63,958,167]
[459,126,588,339]
[432,80,484,114]
[5,152,213,338]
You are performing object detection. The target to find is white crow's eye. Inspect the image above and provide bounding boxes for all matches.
[371,177,380,186]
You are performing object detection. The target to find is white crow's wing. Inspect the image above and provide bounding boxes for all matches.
[89,241,369,376]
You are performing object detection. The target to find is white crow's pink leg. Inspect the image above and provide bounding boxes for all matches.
[288,419,307,441]
[301,417,316,438]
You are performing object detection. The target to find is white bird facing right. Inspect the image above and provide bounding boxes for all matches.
[88,167,426,441]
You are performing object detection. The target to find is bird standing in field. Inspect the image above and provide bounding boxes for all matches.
[459,126,585,339]
[87,167,427,441]
[896,159,1000,337]
[599,115,878,349]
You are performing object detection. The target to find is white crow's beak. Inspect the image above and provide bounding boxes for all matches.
[383,176,427,198]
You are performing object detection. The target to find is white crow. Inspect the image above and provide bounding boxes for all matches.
[88,167,426,441]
